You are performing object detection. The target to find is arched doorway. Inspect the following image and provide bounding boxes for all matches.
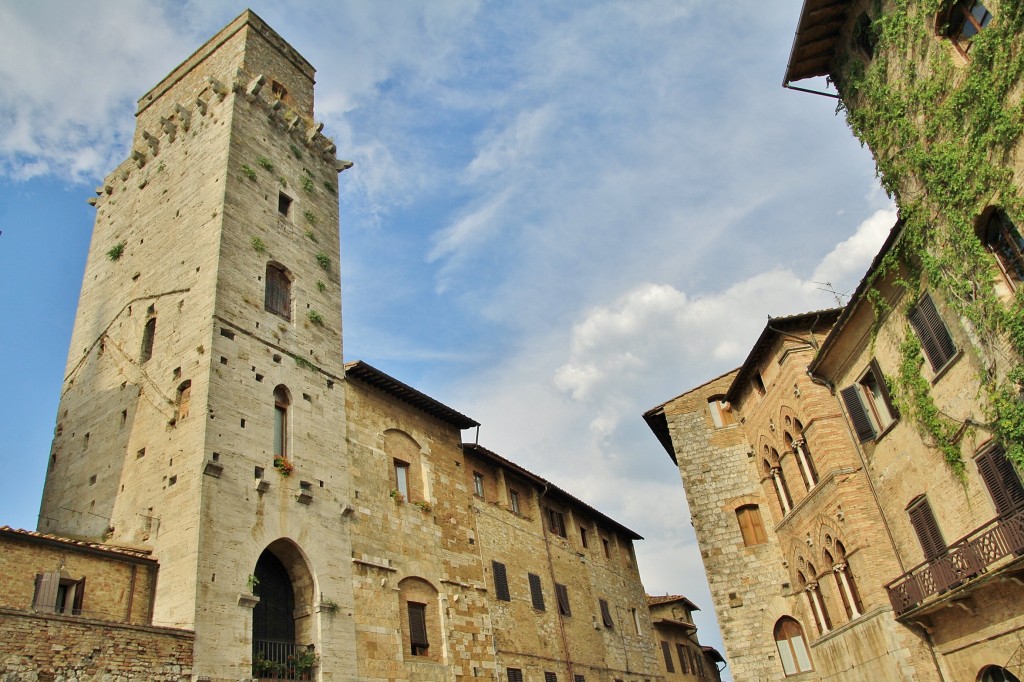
[251,540,316,680]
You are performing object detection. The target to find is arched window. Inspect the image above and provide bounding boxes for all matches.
[803,561,831,634]
[251,540,315,678]
[979,665,1022,682]
[792,421,819,489]
[764,452,793,515]
[829,541,863,620]
[385,430,424,502]
[398,577,440,659]
[176,380,192,422]
[265,262,292,320]
[774,617,813,675]
[274,385,290,460]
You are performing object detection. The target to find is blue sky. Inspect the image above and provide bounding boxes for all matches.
[0,1,893,665]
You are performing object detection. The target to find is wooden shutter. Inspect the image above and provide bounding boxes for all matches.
[544,672,557,682]
[71,577,85,615]
[908,497,947,560]
[676,644,689,674]
[661,641,675,672]
[33,572,60,612]
[408,602,428,648]
[528,573,545,610]
[492,561,510,601]
[840,385,876,442]
[507,669,523,682]
[574,675,585,682]
[976,443,1024,516]
[555,583,571,616]
[868,360,899,420]
[265,264,291,319]
[909,294,957,370]
[599,598,614,627]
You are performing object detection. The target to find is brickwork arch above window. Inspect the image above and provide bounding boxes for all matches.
[398,577,440,659]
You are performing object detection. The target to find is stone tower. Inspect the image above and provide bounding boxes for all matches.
[39,11,357,680]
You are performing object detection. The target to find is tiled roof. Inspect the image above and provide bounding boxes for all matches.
[647,594,700,611]
[783,0,852,86]
[345,360,479,429]
[0,526,155,561]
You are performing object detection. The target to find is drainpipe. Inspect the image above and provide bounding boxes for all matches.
[538,484,576,682]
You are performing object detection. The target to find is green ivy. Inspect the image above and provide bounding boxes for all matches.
[835,2,1024,474]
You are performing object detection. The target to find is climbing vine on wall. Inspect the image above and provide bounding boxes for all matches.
[835,1,1024,476]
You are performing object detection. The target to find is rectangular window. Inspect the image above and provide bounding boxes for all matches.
[947,0,992,56]
[408,602,428,655]
[602,537,610,558]
[265,263,291,320]
[140,317,156,363]
[983,210,1024,290]
[492,561,510,601]
[555,583,571,616]
[736,504,767,546]
[708,396,735,428]
[544,673,557,682]
[909,293,957,372]
[908,496,947,561]
[580,526,589,548]
[574,676,585,682]
[473,472,485,498]
[632,607,641,634]
[599,598,614,628]
[547,508,567,537]
[33,572,85,615]
[395,461,410,499]
[841,359,899,442]
[975,442,1024,516]
[508,669,524,682]
[676,644,690,674]
[528,573,545,610]
[661,641,675,673]
[509,489,521,514]
[278,192,293,216]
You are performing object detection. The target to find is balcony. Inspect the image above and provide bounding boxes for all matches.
[252,640,315,681]
[886,507,1024,617]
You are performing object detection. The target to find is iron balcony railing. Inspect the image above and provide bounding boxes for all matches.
[252,640,315,681]
[886,506,1024,617]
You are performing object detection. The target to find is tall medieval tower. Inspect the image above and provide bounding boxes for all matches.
[38,11,357,680]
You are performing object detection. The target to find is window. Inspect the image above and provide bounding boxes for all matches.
[176,380,192,422]
[265,262,292,320]
[408,602,429,655]
[975,442,1024,517]
[278,192,292,217]
[271,80,288,101]
[544,673,557,682]
[492,561,510,601]
[980,665,1022,682]
[753,372,767,396]
[676,644,690,674]
[736,504,767,546]
[981,210,1024,291]
[547,508,567,537]
[574,676,586,682]
[273,385,289,459]
[631,606,641,634]
[909,293,957,372]
[140,316,156,363]
[507,669,524,682]
[33,572,85,615]
[764,454,793,515]
[789,429,818,490]
[830,541,864,620]
[853,12,877,58]
[580,526,589,548]
[528,573,545,610]
[707,395,735,428]
[394,460,410,499]
[555,583,571,616]
[774,617,813,675]
[599,598,614,628]
[661,641,675,673]
[509,489,521,514]
[840,360,898,442]
[803,564,831,635]
[944,1,992,57]
[601,536,610,558]
[908,496,947,561]
[473,472,485,498]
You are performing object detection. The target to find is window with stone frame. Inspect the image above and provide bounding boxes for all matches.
[909,293,958,372]
[544,673,557,682]
[941,1,992,57]
[840,359,898,442]
[980,209,1024,292]
[408,602,429,655]
[273,385,290,459]
[507,669,523,682]
[264,262,292,320]
[736,504,767,546]
[394,460,410,500]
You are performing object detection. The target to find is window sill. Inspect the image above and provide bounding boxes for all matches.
[930,349,963,385]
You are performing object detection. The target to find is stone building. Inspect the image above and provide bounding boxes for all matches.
[24,10,720,682]
[646,1,1024,680]
[647,596,724,682]
[0,526,194,680]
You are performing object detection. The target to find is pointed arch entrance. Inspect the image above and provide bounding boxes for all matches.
[251,539,317,680]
